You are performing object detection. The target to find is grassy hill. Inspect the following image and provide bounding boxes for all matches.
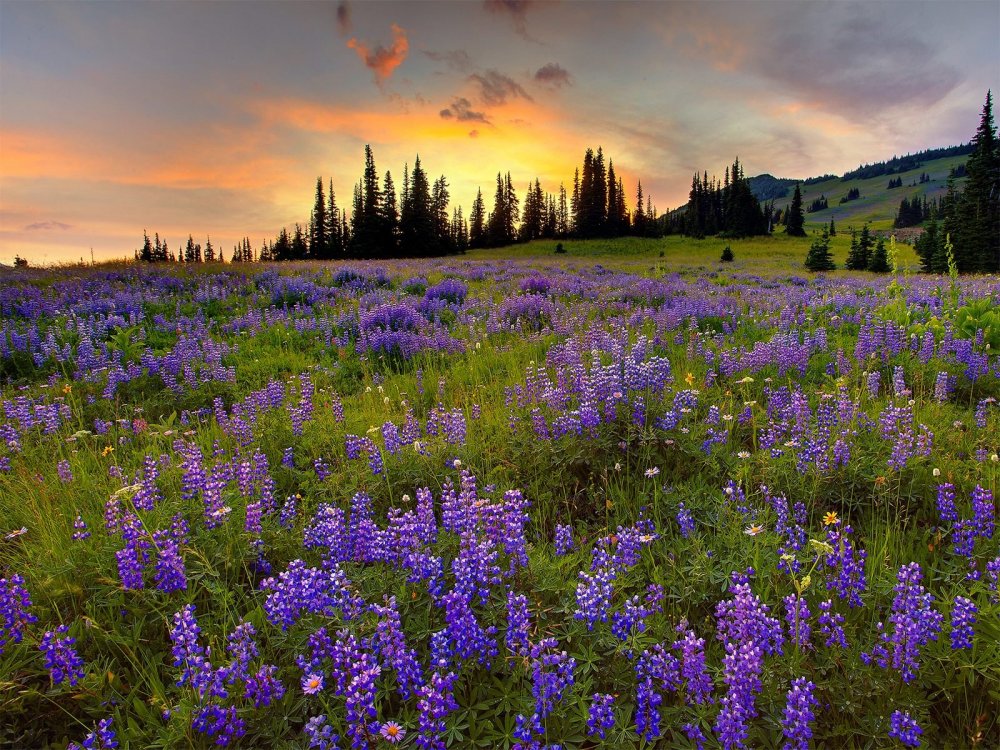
[791,154,968,233]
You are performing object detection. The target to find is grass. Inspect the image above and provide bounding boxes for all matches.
[0,241,997,749]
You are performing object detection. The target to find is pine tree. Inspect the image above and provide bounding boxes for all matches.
[557,183,569,238]
[327,179,341,256]
[804,228,836,271]
[140,231,153,262]
[291,224,307,260]
[828,218,836,236]
[310,177,329,259]
[431,175,451,253]
[382,170,399,255]
[400,156,435,257]
[867,236,890,272]
[785,183,806,237]
[947,90,999,272]
[633,180,646,237]
[469,188,486,248]
[204,236,215,263]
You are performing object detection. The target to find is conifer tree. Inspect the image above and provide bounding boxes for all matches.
[805,228,836,271]
[785,183,806,237]
[868,236,890,272]
[828,218,836,236]
[310,177,329,259]
[946,90,999,272]
[400,156,435,257]
[204,236,215,263]
[382,170,399,255]
[469,188,486,248]
[140,231,153,262]
[633,181,646,236]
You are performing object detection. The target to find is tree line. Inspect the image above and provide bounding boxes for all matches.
[136,145,663,263]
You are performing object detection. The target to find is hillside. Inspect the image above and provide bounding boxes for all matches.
[749,150,970,232]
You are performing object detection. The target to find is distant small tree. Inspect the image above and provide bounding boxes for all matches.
[554,242,566,254]
[845,225,873,270]
[828,218,836,236]
[720,245,734,262]
[13,255,28,268]
[805,228,836,271]
[785,184,806,237]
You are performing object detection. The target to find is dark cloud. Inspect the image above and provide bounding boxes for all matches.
[469,129,480,138]
[439,97,490,123]
[469,69,532,106]
[24,220,72,231]
[422,49,474,73]
[483,0,538,39]
[534,62,571,88]
[336,1,351,36]
[346,23,409,83]
[672,3,961,120]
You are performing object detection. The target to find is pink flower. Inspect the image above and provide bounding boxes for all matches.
[380,721,406,743]
[301,672,324,695]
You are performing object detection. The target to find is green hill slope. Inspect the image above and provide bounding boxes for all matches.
[790,154,968,232]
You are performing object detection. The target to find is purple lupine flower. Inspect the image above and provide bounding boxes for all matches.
[781,677,818,750]
[415,670,458,750]
[152,530,187,593]
[281,446,295,468]
[889,710,922,747]
[971,485,994,540]
[677,502,696,538]
[673,628,713,705]
[863,562,942,683]
[784,594,811,649]
[344,651,380,749]
[683,722,708,750]
[260,559,361,630]
[245,663,285,708]
[0,574,37,655]
[192,704,246,746]
[529,638,576,720]
[72,513,90,541]
[936,483,957,525]
[950,596,977,650]
[505,589,531,657]
[371,596,422,700]
[635,644,680,741]
[587,693,615,740]
[818,599,847,648]
[68,717,117,750]
[823,524,867,607]
[554,524,574,555]
[224,621,258,684]
[57,459,73,483]
[39,624,86,686]
[304,714,339,749]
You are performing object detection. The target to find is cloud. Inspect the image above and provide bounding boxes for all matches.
[347,23,409,83]
[422,49,474,73]
[439,97,490,123]
[534,62,571,88]
[469,70,532,106]
[484,0,537,39]
[469,130,479,138]
[336,1,351,36]
[24,220,72,231]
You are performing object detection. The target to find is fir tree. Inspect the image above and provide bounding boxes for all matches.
[204,236,215,263]
[868,236,890,272]
[828,218,836,236]
[785,183,806,237]
[140,231,153,262]
[804,228,836,271]
[469,188,486,248]
[400,156,435,257]
[310,177,329,258]
[946,90,999,272]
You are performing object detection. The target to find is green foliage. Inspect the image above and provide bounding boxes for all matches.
[804,228,835,271]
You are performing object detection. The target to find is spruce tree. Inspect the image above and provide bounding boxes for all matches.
[469,188,486,248]
[140,231,153,262]
[947,90,999,272]
[828,218,836,236]
[805,228,835,271]
[400,156,435,257]
[310,177,328,258]
[867,237,890,272]
[785,183,806,237]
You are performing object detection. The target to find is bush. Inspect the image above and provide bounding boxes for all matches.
[721,245,734,262]
[554,242,566,254]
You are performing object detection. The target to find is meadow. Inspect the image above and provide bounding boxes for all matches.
[0,236,997,749]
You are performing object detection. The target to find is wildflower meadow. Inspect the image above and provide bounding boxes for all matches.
[0,244,998,748]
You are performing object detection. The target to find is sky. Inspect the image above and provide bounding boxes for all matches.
[1,0,998,265]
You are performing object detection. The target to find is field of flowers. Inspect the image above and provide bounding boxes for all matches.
[0,246,998,749]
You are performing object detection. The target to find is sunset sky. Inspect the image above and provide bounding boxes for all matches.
[2,0,998,264]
